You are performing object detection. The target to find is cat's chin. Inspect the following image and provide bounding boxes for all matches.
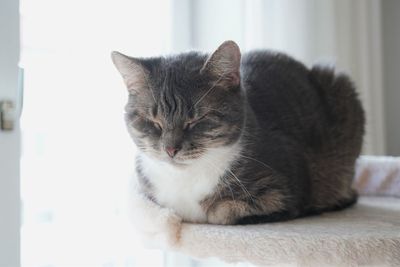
[141,152,192,168]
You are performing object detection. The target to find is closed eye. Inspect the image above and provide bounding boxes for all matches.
[184,113,208,130]
[152,120,162,131]
[136,113,163,131]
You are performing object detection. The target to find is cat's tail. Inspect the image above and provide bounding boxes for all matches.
[305,188,358,216]
[236,190,358,225]
[309,65,365,155]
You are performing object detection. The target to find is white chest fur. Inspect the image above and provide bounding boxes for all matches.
[139,145,240,223]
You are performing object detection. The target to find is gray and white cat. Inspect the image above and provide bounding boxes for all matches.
[111,41,365,225]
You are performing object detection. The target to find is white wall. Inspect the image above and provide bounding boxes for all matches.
[0,0,20,266]
[382,0,400,156]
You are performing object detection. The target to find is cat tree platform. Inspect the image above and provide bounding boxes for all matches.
[131,156,400,267]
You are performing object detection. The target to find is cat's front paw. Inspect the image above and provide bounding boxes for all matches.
[207,200,248,225]
[129,190,182,247]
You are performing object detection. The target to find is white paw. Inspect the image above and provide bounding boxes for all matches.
[129,189,182,248]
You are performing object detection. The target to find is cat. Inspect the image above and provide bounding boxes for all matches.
[111,40,365,225]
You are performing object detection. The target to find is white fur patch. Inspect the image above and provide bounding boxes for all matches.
[139,144,240,223]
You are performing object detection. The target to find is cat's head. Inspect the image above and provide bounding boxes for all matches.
[112,41,244,166]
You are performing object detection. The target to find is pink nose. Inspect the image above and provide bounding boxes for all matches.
[165,147,178,158]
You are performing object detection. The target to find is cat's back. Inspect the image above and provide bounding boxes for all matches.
[240,50,325,141]
[240,50,364,148]
[241,50,317,108]
[241,50,308,77]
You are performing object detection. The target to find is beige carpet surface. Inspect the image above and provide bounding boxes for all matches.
[178,197,400,267]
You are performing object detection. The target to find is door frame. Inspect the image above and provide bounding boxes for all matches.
[0,0,20,266]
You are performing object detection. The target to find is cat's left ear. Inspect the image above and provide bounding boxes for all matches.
[111,51,148,93]
[201,40,241,88]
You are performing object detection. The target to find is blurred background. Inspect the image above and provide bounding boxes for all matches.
[1,0,399,266]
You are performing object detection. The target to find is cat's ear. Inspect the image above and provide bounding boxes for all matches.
[111,51,148,93]
[201,40,241,88]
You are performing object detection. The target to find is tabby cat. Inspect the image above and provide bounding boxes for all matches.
[112,40,364,225]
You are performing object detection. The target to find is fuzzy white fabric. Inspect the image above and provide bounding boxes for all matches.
[354,156,400,198]
[130,156,400,266]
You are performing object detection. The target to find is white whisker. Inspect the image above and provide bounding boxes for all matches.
[225,168,256,203]
[188,71,226,112]
[238,154,275,172]
[202,154,235,202]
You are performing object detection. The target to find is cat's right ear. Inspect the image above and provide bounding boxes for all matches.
[201,40,241,88]
[111,51,148,93]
